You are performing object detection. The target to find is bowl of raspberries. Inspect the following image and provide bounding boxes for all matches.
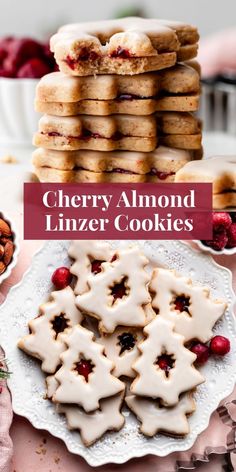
[0,36,57,145]
[197,212,236,254]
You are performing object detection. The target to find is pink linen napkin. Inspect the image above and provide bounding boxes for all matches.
[0,351,13,472]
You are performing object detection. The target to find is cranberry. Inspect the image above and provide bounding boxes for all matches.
[118,332,136,354]
[51,267,72,290]
[75,359,93,382]
[212,212,232,231]
[111,277,127,301]
[226,223,236,249]
[191,342,210,365]
[210,336,230,356]
[91,260,103,274]
[174,296,190,313]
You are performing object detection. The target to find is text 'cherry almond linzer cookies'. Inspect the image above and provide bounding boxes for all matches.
[32,17,202,184]
[17,240,228,446]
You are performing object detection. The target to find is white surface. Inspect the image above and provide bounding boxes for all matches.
[0,79,39,145]
[0,240,236,466]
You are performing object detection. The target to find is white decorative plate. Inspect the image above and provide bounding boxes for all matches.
[0,240,236,467]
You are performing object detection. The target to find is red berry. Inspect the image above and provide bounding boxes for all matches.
[204,228,228,251]
[230,212,236,223]
[212,212,232,231]
[210,336,230,356]
[17,57,51,78]
[4,38,44,71]
[226,223,236,249]
[76,359,93,382]
[51,267,72,290]
[191,342,210,365]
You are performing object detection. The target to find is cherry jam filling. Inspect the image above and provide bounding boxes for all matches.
[118,332,136,355]
[44,130,129,141]
[116,93,142,101]
[51,314,69,339]
[111,276,128,302]
[149,168,175,180]
[156,354,175,377]
[74,358,94,382]
[91,259,104,274]
[110,47,133,58]
[174,295,190,314]
[112,168,134,174]
[65,49,99,68]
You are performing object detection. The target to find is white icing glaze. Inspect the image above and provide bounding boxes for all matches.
[58,392,125,446]
[68,240,113,295]
[76,245,151,333]
[18,287,83,373]
[97,327,144,378]
[150,268,227,343]
[45,375,59,399]
[125,393,195,436]
[53,325,125,412]
[130,317,204,405]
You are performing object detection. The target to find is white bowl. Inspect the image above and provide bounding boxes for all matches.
[194,239,236,256]
[0,78,40,145]
[0,211,20,285]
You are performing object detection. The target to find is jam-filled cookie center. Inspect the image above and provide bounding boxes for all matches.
[91,259,105,274]
[172,294,191,315]
[51,313,69,339]
[156,353,175,378]
[110,276,129,303]
[74,358,94,382]
[118,332,136,355]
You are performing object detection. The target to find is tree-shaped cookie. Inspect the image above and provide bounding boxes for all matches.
[150,268,227,343]
[98,326,144,378]
[131,317,204,406]
[76,245,151,333]
[125,393,195,437]
[58,393,125,446]
[53,325,125,412]
[18,286,83,373]
[69,240,113,295]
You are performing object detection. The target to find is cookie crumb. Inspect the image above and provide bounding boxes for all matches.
[0,154,18,164]
[54,456,60,464]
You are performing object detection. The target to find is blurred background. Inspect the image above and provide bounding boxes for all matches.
[0,0,236,38]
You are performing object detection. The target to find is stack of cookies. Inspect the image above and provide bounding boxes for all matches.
[32,17,202,183]
[18,241,227,446]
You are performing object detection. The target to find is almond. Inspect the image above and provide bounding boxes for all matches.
[0,244,5,259]
[0,218,11,237]
[0,236,11,245]
[0,261,6,275]
[3,241,14,266]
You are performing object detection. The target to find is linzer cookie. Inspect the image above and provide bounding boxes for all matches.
[150,268,227,343]
[35,63,200,116]
[53,325,124,411]
[50,17,199,76]
[175,156,236,209]
[68,240,113,295]
[76,245,151,333]
[58,393,125,446]
[18,287,83,373]
[130,317,204,406]
[125,393,195,437]
[33,146,194,175]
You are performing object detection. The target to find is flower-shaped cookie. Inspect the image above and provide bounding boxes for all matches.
[58,393,125,446]
[76,245,151,333]
[150,268,227,342]
[18,286,82,373]
[126,393,195,437]
[98,326,144,378]
[68,240,113,295]
[53,325,125,412]
[131,317,204,406]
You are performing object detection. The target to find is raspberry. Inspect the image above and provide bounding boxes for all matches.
[210,336,230,356]
[226,223,236,249]
[17,58,51,78]
[51,267,72,290]
[212,212,232,231]
[190,342,210,365]
[204,228,228,251]
[4,38,44,71]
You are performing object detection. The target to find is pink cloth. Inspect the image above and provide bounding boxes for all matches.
[198,29,236,77]
[0,240,235,472]
[0,355,13,472]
